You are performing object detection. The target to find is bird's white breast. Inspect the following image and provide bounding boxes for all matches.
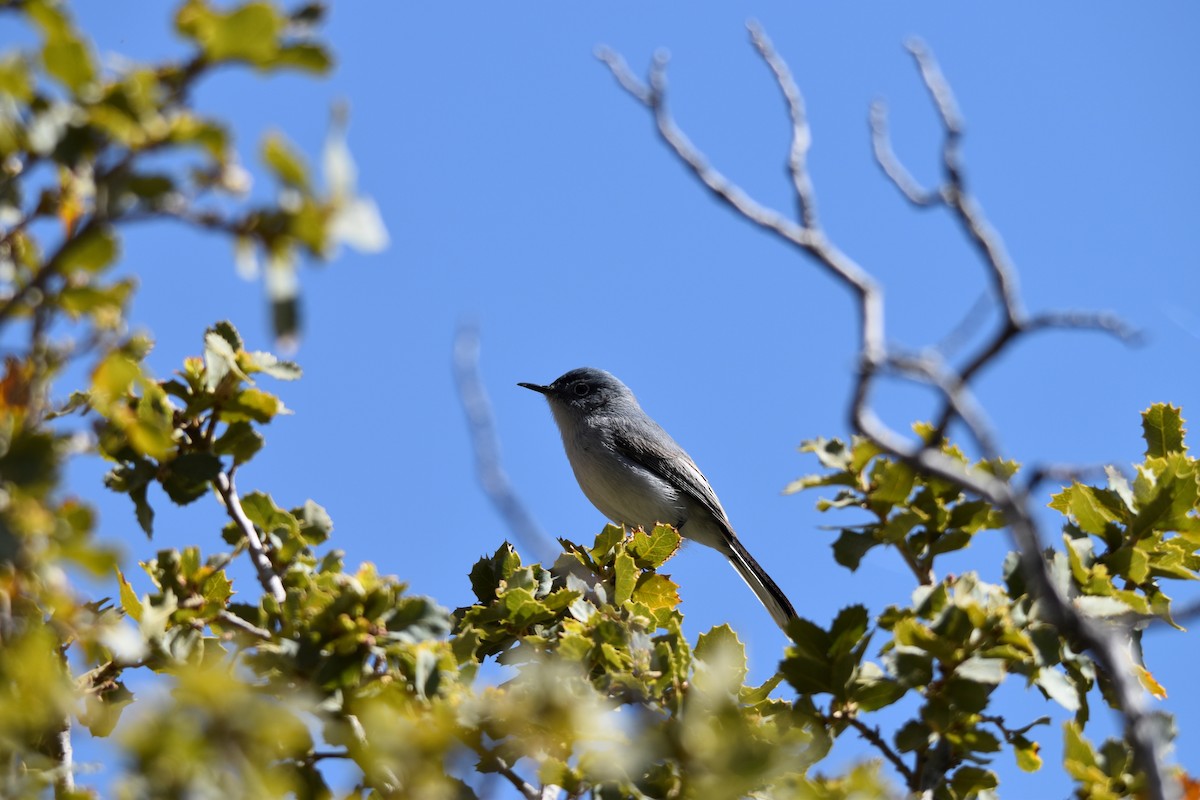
[553,410,685,531]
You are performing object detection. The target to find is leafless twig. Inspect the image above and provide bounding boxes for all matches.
[478,750,541,800]
[215,470,287,605]
[599,23,1167,800]
[453,322,556,564]
[844,716,914,786]
[215,609,272,640]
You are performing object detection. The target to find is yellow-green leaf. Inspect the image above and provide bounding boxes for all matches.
[613,550,635,606]
[1142,403,1186,458]
[116,568,142,623]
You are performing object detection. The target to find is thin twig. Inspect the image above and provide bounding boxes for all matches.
[0,217,100,331]
[746,21,818,229]
[215,470,286,605]
[869,100,938,206]
[452,322,556,563]
[845,717,915,787]
[482,752,540,800]
[215,609,272,640]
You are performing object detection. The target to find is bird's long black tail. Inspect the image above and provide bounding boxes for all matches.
[722,534,797,631]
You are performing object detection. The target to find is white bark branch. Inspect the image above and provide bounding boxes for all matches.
[215,470,286,605]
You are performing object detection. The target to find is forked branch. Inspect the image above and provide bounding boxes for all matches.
[599,23,1166,800]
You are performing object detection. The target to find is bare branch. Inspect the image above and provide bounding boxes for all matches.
[479,751,541,800]
[883,351,1001,458]
[453,322,556,563]
[215,471,286,605]
[215,609,272,640]
[905,38,963,136]
[596,41,885,364]
[844,716,915,787]
[601,26,1168,800]
[1025,309,1143,343]
[595,47,815,252]
[746,21,818,228]
[870,100,938,206]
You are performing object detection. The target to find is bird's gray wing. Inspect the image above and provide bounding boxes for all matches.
[608,415,733,535]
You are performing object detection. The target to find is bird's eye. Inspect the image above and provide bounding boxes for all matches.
[573,383,590,397]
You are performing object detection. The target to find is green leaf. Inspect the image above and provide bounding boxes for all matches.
[612,550,635,606]
[221,387,282,423]
[869,460,915,505]
[469,542,522,603]
[828,604,869,659]
[116,568,142,623]
[694,623,747,689]
[262,131,310,189]
[0,55,33,102]
[59,227,118,273]
[1062,722,1098,774]
[161,453,221,505]
[1141,403,1186,458]
[1035,667,1080,712]
[177,0,285,65]
[800,437,853,470]
[781,617,832,694]
[295,499,333,544]
[131,484,154,536]
[1013,735,1042,772]
[1105,545,1150,585]
[851,662,905,711]
[240,491,299,538]
[213,420,264,465]
[273,43,333,74]
[631,573,679,621]
[628,524,681,569]
[590,524,625,562]
[894,720,931,752]
[832,528,877,571]
[204,326,248,391]
[243,350,302,380]
[947,499,995,532]
[740,673,783,705]
[1048,484,1126,536]
[209,320,243,351]
[28,3,96,93]
[948,766,997,798]
[80,681,134,738]
[955,655,1005,685]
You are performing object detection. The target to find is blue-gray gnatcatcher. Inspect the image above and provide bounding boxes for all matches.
[519,367,797,629]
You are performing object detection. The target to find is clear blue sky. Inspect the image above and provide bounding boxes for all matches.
[49,1,1200,794]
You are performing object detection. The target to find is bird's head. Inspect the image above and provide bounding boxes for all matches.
[518,367,636,416]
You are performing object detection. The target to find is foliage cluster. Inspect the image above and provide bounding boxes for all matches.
[0,2,1195,799]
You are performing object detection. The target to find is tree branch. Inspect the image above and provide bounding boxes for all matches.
[215,609,272,640]
[600,25,1167,800]
[453,322,556,563]
[214,470,286,605]
[53,716,74,799]
[479,751,541,800]
[844,716,915,787]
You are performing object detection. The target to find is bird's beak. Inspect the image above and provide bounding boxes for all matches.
[517,382,550,395]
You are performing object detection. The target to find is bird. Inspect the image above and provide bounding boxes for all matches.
[518,367,797,630]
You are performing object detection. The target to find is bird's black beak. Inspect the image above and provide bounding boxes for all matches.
[518,382,550,395]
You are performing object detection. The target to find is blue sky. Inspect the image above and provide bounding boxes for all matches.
[44,1,1200,794]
